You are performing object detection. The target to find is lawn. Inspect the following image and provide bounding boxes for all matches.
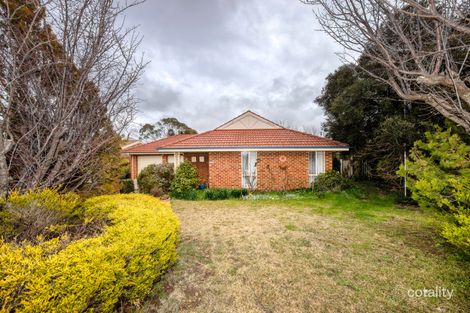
[138,186,470,313]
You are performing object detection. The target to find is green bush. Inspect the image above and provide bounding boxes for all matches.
[170,189,198,200]
[204,188,247,200]
[230,189,243,199]
[313,171,351,193]
[137,163,174,195]
[204,188,229,200]
[170,161,199,193]
[120,178,135,194]
[170,188,247,201]
[120,164,130,179]
[398,128,470,254]
[0,193,180,312]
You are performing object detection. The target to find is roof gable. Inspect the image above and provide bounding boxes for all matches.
[216,111,282,130]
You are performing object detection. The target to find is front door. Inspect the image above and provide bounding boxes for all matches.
[185,153,209,186]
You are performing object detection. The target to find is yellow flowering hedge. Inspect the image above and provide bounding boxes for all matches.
[0,193,180,312]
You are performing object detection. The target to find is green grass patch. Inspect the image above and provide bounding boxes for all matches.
[285,223,298,231]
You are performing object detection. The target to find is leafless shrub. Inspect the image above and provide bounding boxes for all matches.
[0,0,146,194]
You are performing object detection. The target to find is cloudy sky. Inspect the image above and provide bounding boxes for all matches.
[124,0,343,134]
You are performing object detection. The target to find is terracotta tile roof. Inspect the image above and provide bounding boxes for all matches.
[159,129,349,150]
[123,134,195,153]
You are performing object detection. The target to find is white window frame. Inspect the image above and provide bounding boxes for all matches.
[309,151,325,184]
[241,151,257,189]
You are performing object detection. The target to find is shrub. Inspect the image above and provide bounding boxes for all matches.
[170,189,198,200]
[0,188,82,243]
[0,194,180,312]
[170,161,199,193]
[119,156,131,179]
[313,171,351,193]
[230,189,242,199]
[204,188,229,200]
[398,128,470,254]
[203,188,247,200]
[120,179,135,194]
[137,163,174,195]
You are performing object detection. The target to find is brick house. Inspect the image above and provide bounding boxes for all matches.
[124,111,349,190]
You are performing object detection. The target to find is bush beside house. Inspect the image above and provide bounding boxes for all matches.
[137,164,174,196]
[170,161,199,196]
[120,179,135,193]
[313,171,352,194]
[0,193,180,312]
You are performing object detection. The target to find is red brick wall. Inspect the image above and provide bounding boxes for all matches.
[206,151,334,190]
[257,151,310,190]
[208,152,242,188]
[325,151,333,171]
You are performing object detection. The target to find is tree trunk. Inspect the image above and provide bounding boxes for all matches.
[0,124,12,195]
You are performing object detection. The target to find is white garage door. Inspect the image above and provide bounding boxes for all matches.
[137,155,163,174]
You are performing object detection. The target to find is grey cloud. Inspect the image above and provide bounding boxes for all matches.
[124,0,343,133]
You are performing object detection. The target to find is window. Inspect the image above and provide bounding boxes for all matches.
[242,151,257,189]
[191,156,197,162]
[309,151,325,184]
[199,156,205,162]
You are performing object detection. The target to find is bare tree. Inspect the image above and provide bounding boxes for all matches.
[0,0,145,193]
[277,120,322,135]
[302,0,470,133]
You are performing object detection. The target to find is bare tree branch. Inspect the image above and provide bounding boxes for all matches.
[302,0,470,133]
[0,0,146,193]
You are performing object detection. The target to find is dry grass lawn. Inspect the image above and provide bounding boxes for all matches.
[137,190,470,313]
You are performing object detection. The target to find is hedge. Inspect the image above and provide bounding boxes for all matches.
[0,194,180,312]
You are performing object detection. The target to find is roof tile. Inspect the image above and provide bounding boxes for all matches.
[159,129,348,149]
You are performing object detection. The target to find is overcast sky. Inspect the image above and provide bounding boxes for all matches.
[124,0,343,134]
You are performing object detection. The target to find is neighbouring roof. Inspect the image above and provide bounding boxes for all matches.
[123,134,194,154]
[121,139,141,150]
[158,128,348,151]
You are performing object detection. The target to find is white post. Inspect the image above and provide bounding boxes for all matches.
[173,153,179,172]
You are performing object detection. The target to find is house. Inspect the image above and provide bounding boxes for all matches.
[124,111,349,190]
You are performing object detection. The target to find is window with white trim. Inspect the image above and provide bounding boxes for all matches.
[242,151,257,189]
[309,151,325,184]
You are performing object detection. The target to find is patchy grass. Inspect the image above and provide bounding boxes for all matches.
[137,186,470,313]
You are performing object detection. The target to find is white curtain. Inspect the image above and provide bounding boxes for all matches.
[242,151,257,188]
[316,151,325,174]
[309,151,325,184]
